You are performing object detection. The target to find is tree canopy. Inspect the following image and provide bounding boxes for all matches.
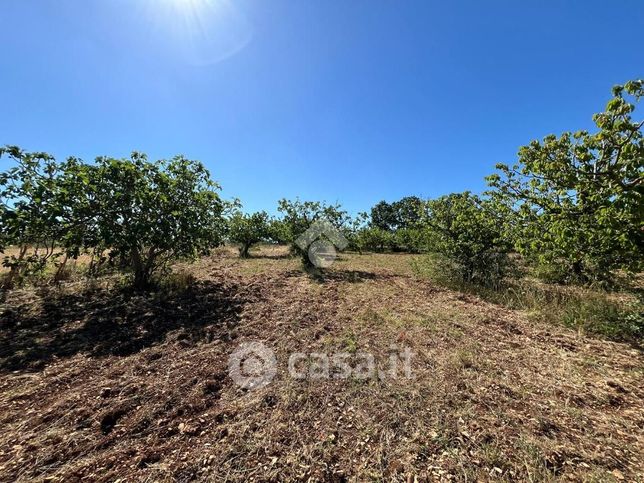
[227,211,270,258]
[487,80,644,282]
[1,79,642,288]
[0,148,226,288]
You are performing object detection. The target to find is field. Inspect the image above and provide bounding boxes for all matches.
[0,246,642,482]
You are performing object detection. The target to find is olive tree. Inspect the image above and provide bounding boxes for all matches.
[487,80,643,283]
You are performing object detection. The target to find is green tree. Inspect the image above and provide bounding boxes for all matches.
[369,196,424,251]
[358,226,395,253]
[421,192,512,286]
[0,146,64,287]
[370,200,397,232]
[276,198,349,269]
[345,212,370,253]
[228,211,270,257]
[266,218,290,245]
[52,157,107,279]
[370,196,423,233]
[92,153,225,288]
[394,227,428,253]
[392,196,424,230]
[487,80,644,283]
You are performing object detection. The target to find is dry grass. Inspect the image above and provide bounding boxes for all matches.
[411,254,644,342]
[0,246,642,481]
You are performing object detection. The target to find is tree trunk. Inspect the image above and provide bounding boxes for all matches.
[131,249,150,290]
[2,245,28,290]
[571,259,587,283]
[54,254,69,283]
[239,243,250,258]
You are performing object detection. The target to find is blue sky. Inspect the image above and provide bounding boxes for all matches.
[1,0,642,215]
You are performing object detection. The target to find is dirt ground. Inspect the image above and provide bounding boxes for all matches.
[0,246,642,482]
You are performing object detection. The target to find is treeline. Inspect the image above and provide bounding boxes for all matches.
[1,80,642,291]
[0,152,227,288]
[234,80,644,286]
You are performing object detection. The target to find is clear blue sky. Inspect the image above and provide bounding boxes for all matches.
[1,0,642,214]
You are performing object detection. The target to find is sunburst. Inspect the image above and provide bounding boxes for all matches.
[142,0,252,65]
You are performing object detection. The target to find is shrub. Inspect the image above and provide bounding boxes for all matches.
[532,260,572,284]
[558,293,643,341]
[411,252,464,289]
[420,192,513,288]
[413,257,643,342]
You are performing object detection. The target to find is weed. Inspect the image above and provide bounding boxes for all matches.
[343,330,358,354]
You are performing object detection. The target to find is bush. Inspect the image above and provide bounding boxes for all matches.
[558,293,643,341]
[413,256,643,342]
[419,192,513,288]
[411,252,464,289]
[531,260,571,284]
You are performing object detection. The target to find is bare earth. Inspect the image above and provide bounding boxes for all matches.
[0,246,642,481]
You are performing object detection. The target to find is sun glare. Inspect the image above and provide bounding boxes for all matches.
[145,0,253,65]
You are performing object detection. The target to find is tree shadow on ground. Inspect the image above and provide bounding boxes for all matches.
[0,280,245,373]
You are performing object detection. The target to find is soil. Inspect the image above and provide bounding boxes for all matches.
[0,246,642,481]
